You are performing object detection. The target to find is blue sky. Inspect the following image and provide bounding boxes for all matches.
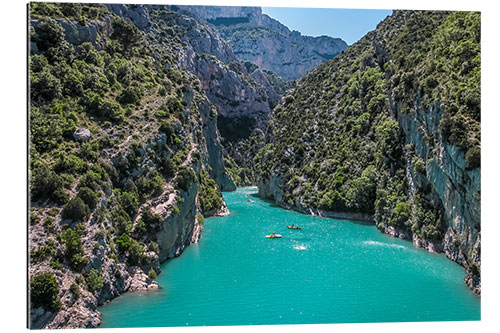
[262,7,393,45]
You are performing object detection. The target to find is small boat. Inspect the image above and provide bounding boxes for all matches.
[287,226,301,230]
[266,234,282,238]
[248,199,254,202]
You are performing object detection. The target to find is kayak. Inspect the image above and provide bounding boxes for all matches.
[266,234,282,238]
[287,226,301,230]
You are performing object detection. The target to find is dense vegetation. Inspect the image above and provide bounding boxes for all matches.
[30,273,61,311]
[255,11,480,242]
[29,3,228,318]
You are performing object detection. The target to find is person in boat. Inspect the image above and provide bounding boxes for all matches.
[272,232,276,237]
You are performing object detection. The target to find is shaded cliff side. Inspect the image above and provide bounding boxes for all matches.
[256,10,480,293]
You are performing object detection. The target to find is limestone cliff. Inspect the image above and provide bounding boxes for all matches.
[176,5,348,80]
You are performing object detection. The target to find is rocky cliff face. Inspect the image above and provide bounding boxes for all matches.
[255,10,481,293]
[175,5,262,23]
[395,100,481,293]
[108,4,276,138]
[139,5,285,185]
[176,5,348,80]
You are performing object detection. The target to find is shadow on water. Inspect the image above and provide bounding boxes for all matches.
[249,192,261,199]
[337,218,374,227]
[250,193,281,209]
[248,190,374,227]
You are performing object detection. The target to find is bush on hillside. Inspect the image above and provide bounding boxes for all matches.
[86,268,104,293]
[175,166,196,191]
[77,186,99,210]
[30,273,61,311]
[465,146,480,169]
[62,197,90,222]
[61,224,89,271]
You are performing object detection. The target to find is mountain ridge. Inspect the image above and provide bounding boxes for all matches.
[175,5,348,80]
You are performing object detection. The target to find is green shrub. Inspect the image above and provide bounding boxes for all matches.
[391,201,411,226]
[34,17,65,52]
[49,260,63,270]
[465,146,480,169]
[175,166,196,191]
[140,208,162,231]
[42,217,55,231]
[77,186,99,209]
[30,273,61,311]
[69,283,80,299]
[31,161,68,204]
[111,207,132,234]
[114,233,132,252]
[30,54,49,73]
[135,173,164,201]
[284,95,294,104]
[30,208,41,225]
[414,157,426,174]
[31,70,62,102]
[111,17,141,52]
[148,268,157,280]
[127,240,144,266]
[46,207,60,217]
[162,96,184,116]
[61,224,89,271]
[159,157,176,178]
[60,3,82,19]
[118,85,143,105]
[210,106,217,118]
[117,191,139,217]
[148,241,159,254]
[158,86,167,96]
[78,170,101,191]
[159,120,176,144]
[30,239,57,263]
[86,268,104,293]
[469,262,480,275]
[52,187,70,205]
[199,171,222,213]
[62,197,90,222]
[82,89,124,122]
[134,219,146,236]
[75,275,84,285]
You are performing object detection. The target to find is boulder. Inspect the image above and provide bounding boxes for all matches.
[73,128,91,142]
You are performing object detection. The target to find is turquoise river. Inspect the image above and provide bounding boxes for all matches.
[99,187,480,327]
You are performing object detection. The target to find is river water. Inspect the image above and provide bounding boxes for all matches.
[99,187,480,327]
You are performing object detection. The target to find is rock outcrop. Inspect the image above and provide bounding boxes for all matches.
[396,100,481,293]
